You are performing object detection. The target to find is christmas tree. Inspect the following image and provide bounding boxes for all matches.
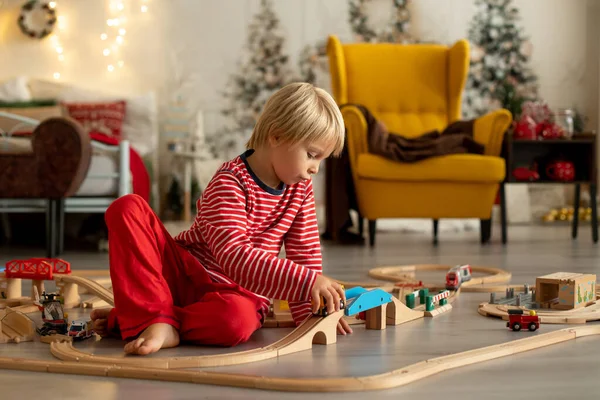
[219,0,296,154]
[463,0,538,120]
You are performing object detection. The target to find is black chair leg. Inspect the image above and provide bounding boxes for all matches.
[358,214,364,237]
[433,219,439,245]
[368,220,376,247]
[46,199,57,258]
[591,184,598,243]
[57,198,65,255]
[500,183,507,244]
[480,218,492,244]
[572,183,580,239]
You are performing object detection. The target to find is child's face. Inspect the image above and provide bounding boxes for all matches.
[270,137,331,185]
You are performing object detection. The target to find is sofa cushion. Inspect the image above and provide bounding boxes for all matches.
[356,153,505,183]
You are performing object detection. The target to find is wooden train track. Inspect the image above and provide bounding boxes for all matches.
[367,264,512,291]
[0,325,597,392]
[51,310,343,368]
[53,274,115,306]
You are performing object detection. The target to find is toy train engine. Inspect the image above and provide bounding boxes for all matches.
[313,295,345,317]
[507,309,539,332]
[445,264,473,290]
[36,292,69,336]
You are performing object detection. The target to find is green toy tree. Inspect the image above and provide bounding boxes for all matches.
[463,0,538,119]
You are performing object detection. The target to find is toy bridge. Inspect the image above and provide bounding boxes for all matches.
[4,258,71,281]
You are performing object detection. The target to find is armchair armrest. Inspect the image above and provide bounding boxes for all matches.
[473,109,513,157]
[32,117,92,198]
[340,105,369,182]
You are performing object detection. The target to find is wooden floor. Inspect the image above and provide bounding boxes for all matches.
[1,223,599,398]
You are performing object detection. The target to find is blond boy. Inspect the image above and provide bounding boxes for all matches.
[91,82,351,355]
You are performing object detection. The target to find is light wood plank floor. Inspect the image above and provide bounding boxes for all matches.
[1,224,599,399]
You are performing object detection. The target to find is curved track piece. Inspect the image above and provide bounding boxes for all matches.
[368,264,511,292]
[478,300,600,324]
[51,311,344,368]
[0,308,36,343]
[1,325,597,392]
[54,275,114,306]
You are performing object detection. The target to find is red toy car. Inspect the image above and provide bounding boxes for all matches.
[507,309,539,331]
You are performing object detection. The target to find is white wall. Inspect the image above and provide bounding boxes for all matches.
[0,0,596,206]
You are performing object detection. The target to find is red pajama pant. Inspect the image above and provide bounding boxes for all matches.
[105,194,264,347]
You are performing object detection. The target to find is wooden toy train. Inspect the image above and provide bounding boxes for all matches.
[445,264,472,290]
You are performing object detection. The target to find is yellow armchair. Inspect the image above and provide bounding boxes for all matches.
[326,35,512,245]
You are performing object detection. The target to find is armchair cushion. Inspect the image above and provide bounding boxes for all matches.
[356,153,505,183]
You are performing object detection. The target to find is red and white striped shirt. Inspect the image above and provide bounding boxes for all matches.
[174,150,322,325]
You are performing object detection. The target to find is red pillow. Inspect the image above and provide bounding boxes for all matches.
[63,101,126,140]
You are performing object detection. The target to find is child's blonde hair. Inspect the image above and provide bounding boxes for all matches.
[247,82,345,156]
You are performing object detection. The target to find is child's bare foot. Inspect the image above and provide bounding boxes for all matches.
[90,308,115,338]
[124,323,180,355]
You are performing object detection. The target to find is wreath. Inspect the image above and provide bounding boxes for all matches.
[348,0,413,43]
[18,0,57,39]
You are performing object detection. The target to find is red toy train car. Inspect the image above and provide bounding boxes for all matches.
[445,264,472,290]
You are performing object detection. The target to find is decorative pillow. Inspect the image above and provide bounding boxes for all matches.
[63,101,126,140]
[28,80,158,156]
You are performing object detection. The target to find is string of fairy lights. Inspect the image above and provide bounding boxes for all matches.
[48,0,150,80]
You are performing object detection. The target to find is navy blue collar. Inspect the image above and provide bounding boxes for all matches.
[240,149,286,195]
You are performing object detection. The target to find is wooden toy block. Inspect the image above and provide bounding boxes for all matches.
[0,277,22,299]
[386,296,424,325]
[365,303,387,330]
[56,281,81,309]
[424,303,453,318]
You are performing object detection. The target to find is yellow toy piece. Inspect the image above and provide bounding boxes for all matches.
[529,310,536,316]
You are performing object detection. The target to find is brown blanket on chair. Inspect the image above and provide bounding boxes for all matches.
[358,104,483,162]
[322,104,482,243]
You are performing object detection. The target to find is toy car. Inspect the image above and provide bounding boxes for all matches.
[507,309,539,331]
[68,319,94,340]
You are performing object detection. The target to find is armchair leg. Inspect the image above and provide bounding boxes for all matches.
[433,219,439,245]
[358,214,364,237]
[46,199,57,258]
[500,183,507,245]
[368,220,376,247]
[57,198,65,255]
[480,219,492,244]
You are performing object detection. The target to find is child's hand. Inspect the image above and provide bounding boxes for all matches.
[337,318,353,336]
[311,274,346,314]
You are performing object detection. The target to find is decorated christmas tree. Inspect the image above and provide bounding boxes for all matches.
[219,0,296,155]
[463,0,538,119]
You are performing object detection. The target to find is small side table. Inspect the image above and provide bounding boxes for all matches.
[500,133,598,243]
